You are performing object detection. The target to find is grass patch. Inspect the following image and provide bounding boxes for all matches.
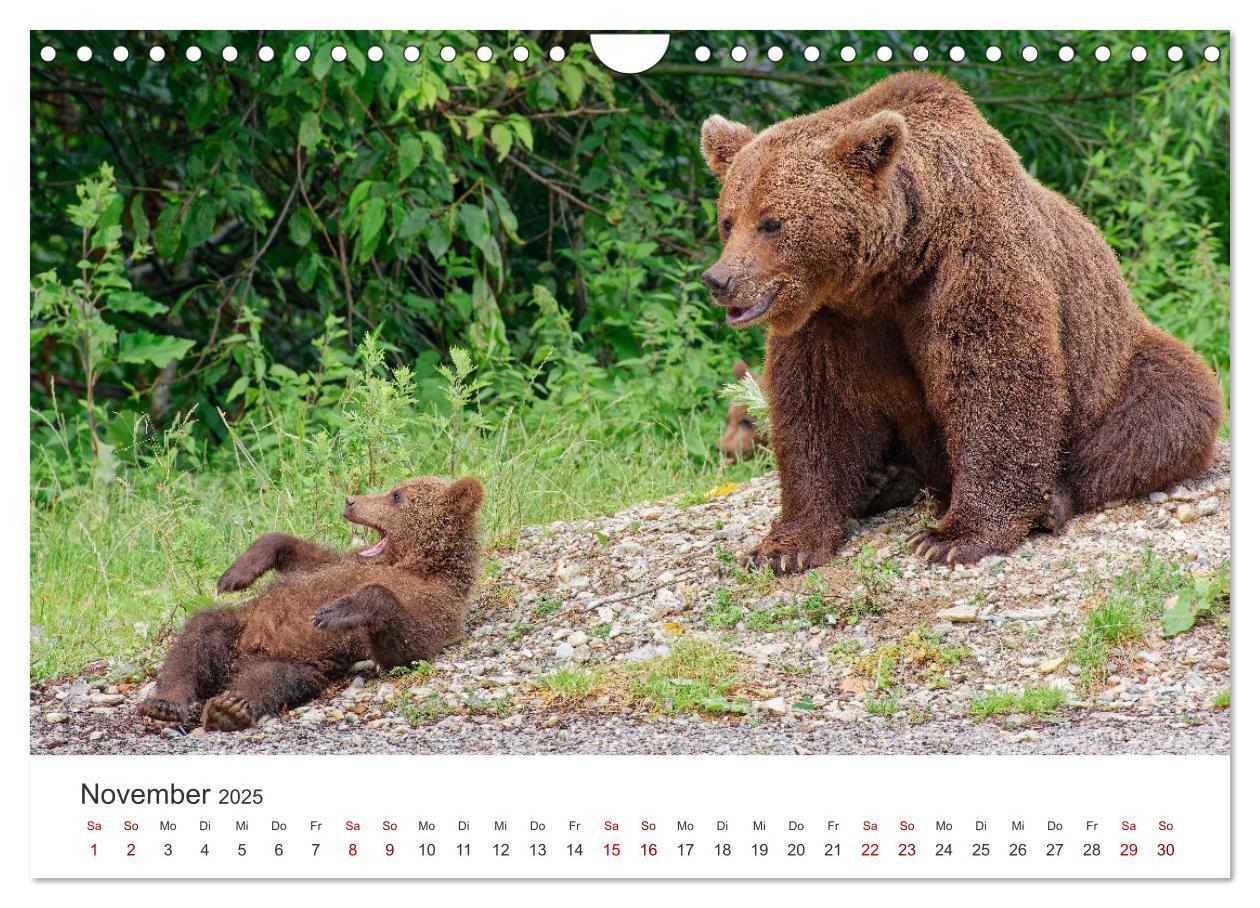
[796,549,902,627]
[745,599,807,632]
[866,691,900,716]
[400,690,515,725]
[827,639,862,663]
[537,665,603,702]
[704,588,744,629]
[1213,689,1230,709]
[387,659,436,679]
[399,693,459,726]
[853,624,972,692]
[844,546,901,621]
[385,659,437,688]
[464,691,515,717]
[619,637,748,715]
[1071,550,1229,688]
[708,546,903,636]
[969,685,1068,719]
[1072,597,1147,688]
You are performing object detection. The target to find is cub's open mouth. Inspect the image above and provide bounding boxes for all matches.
[726,283,780,327]
[345,514,388,558]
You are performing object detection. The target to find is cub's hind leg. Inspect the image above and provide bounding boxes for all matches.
[203,660,329,731]
[140,606,245,726]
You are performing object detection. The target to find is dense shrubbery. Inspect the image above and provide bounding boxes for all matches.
[29,30,1229,676]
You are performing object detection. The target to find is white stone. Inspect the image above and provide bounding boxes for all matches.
[936,604,979,623]
[1001,606,1057,620]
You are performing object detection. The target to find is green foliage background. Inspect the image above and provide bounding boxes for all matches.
[29,30,1229,677]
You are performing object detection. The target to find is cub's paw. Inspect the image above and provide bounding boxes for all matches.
[861,464,925,515]
[312,598,369,631]
[202,696,256,732]
[139,697,200,726]
[1035,481,1075,535]
[906,528,998,566]
[216,559,261,595]
[745,540,837,576]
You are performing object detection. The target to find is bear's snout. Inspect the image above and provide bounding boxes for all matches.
[702,266,734,298]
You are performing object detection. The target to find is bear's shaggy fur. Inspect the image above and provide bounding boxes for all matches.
[700,72,1223,573]
[139,476,483,731]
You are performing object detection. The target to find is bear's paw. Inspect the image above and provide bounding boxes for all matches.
[139,697,201,726]
[311,598,370,631]
[202,696,256,732]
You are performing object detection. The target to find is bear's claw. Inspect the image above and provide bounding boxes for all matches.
[907,528,992,566]
[202,696,256,732]
[745,545,835,576]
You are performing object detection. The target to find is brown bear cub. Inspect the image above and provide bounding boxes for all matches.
[701,72,1223,574]
[139,475,483,731]
[717,359,768,464]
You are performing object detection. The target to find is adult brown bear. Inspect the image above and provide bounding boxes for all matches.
[700,71,1223,574]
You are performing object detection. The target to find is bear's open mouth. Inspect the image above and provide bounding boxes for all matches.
[346,515,388,558]
[726,283,780,327]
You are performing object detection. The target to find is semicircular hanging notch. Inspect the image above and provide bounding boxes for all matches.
[589,33,671,74]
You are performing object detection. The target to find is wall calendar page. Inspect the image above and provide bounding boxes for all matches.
[16,3,1248,900]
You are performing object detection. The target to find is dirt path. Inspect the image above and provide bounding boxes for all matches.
[32,445,1231,756]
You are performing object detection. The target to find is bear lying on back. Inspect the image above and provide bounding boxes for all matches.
[700,71,1223,572]
[139,475,483,731]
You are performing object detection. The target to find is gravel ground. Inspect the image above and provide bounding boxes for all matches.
[31,444,1231,756]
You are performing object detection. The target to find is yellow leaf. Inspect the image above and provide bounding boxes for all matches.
[706,482,740,500]
[662,621,685,637]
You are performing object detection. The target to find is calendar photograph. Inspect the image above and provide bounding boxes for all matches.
[29,28,1230,766]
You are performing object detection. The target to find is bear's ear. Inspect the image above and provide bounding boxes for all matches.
[701,115,755,178]
[733,359,750,380]
[445,476,485,516]
[833,110,907,181]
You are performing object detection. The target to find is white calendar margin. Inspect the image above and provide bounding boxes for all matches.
[30,754,1230,879]
[6,0,1252,902]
